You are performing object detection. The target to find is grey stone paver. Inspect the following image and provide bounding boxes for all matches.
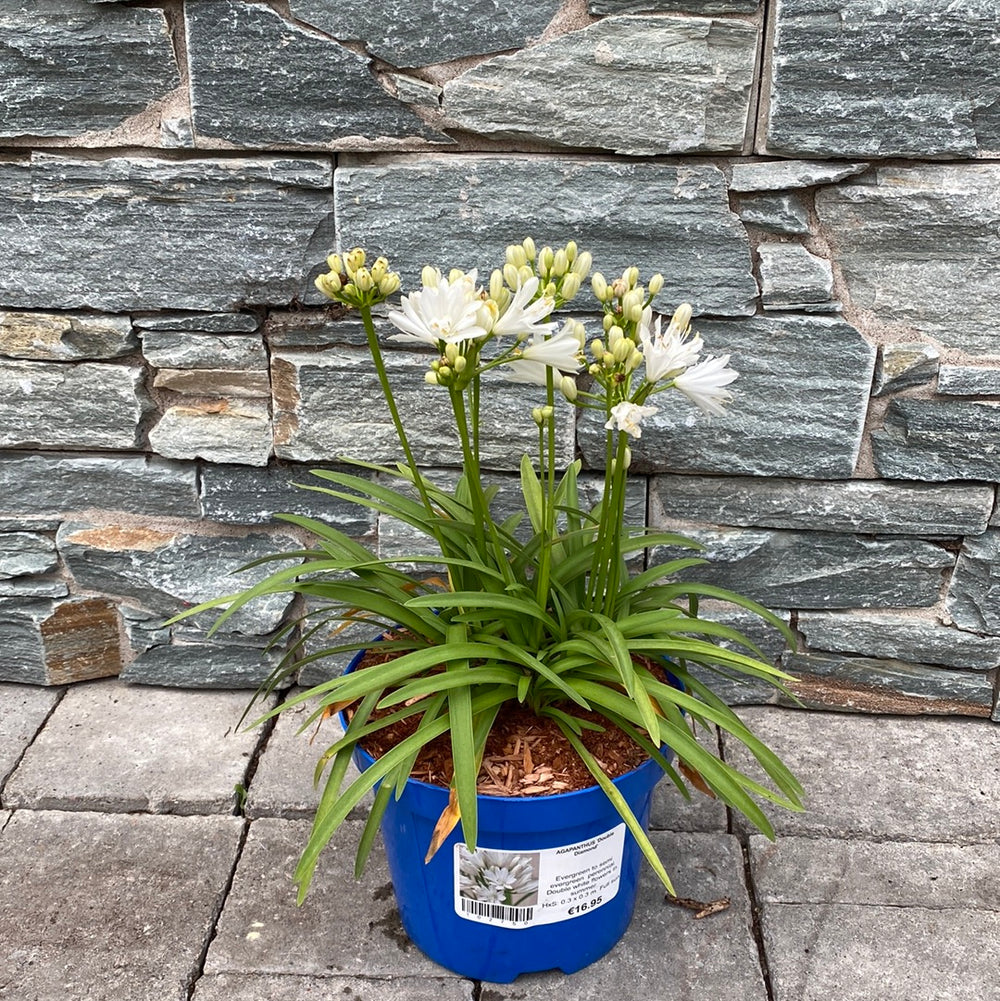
[723,707,1000,841]
[0,682,60,790]
[3,679,270,814]
[206,818,452,979]
[0,809,243,1001]
[481,831,766,999]
[192,974,475,1000]
[649,724,728,832]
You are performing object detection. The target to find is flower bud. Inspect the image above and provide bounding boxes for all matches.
[503,262,520,289]
[421,265,441,288]
[611,278,629,299]
[565,318,586,349]
[590,338,605,360]
[370,257,388,283]
[626,300,644,324]
[520,265,535,286]
[379,273,401,296]
[573,251,593,279]
[345,248,366,275]
[354,267,374,292]
[559,375,578,401]
[539,245,555,274]
[342,282,358,299]
[437,365,452,382]
[565,240,578,262]
[522,236,536,261]
[608,325,624,348]
[626,348,643,372]
[648,273,664,295]
[326,253,343,274]
[444,342,460,364]
[424,370,440,385]
[592,272,608,301]
[553,248,569,277]
[448,268,465,284]
[543,281,557,299]
[454,355,467,373]
[315,272,342,298]
[623,446,632,469]
[625,266,640,288]
[613,338,632,364]
[589,362,601,376]
[531,406,545,426]
[560,272,581,301]
[670,301,693,332]
[602,312,615,333]
[490,269,505,301]
[506,244,528,268]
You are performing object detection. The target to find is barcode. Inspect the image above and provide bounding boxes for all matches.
[459,897,535,923]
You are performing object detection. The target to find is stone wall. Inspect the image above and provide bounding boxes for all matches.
[1,0,997,721]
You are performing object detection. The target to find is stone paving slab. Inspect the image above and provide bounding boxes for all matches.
[3,679,270,814]
[761,904,1000,1001]
[750,835,1000,910]
[649,724,728,833]
[481,831,766,999]
[0,809,243,1001]
[245,690,369,820]
[0,682,59,789]
[192,973,474,1000]
[723,707,1000,841]
[206,818,451,979]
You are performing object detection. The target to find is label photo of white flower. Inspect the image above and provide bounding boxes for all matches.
[457,847,540,908]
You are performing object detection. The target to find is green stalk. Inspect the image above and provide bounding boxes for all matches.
[602,430,631,617]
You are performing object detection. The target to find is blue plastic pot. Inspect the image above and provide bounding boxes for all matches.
[342,648,669,982]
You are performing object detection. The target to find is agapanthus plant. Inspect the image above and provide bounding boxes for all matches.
[187,239,802,902]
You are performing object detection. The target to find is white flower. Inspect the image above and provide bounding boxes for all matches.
[387,269,490,346]
[503,319,584,385]
[640,304,703,383]
[489,275,557,340]
[605,401,659,439]
[673,354,738,416]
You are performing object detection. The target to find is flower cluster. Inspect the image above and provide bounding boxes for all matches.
[315,248,401,310]
[458,848,539,907]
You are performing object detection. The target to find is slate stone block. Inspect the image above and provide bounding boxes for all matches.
[290,0,561,67]
[200,463,377,534]
[0,578,68,598]
[592,0,758,10]
[271,347,575,469]
[0,0,178,138]
[737,192,811,235]
[946,530,1000,635]
[0,811,243,1001]
[729,159,869,191]
[149,401,273,467]
[2,680,270,814]
[937,365,1000,396]
[758,242,834,309]
[580,315,875,478]
[815,165,1000,354]
[0,311,136,360]
[0,453,199,519]
[765,0,1000,158]
[56,522,298,636]
[152,369,271,397]
[264,309,373,349]
[140,332,267,370]
[121,642,284,689]
[872,400,1000,482]
[134,312,260,333]
[334,156,758,317]
[1,153,334,312]
[0,359,149,450]
[444,16,758,155]
[0,532,57,579]
[193,975,473,1001]
[799,610,1000,671]
[185,1,447,146]
[648,527,952,609]
[784,651,995,717]
[872,343,939,397]
[0,597,121,686]
[650,474,993,536]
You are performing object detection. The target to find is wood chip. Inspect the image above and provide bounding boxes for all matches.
[664,894,731,919]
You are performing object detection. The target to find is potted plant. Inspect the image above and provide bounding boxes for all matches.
[182,239,803,982]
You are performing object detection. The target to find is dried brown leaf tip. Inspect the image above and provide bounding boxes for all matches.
[678,760,717,799]
[664,894,731,919]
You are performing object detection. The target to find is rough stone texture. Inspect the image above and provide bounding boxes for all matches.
[200,463,377,533]
[334,157,758,316]
[245,694,370,821]
[193,975,474,1001]
[580,316,876,478]
[799,610,1000,671]
[0,578,68,598]
[264,310,373,349]
[872,400,1000,482]
[0,359,149,450]
[153,369,271,396]
[758,242,834,309]
[765,0,1000,158]
[648,527,952,609]
[390,74,442,107]
[149,401,273,466]
[592,0,758,10]
[0,598,121,685]
[0,682,59,787]
[2,680,268,814]
[291,0,561,67]
[816,165,1000,354]
[872,342,940,397]
[724,707,1000,841]
[783,651,995,717]
[0,311,136,360]
[206,818,446,978]
[141,331,267,370]
[185,1,446,146]
[0,453,199,519]
[0,531,57,579]
[0,810,242,1001]
[272,348,575,469]
[938,365,1000,396]
[55,522,298,636]
[134,312,260,333]
[444,17,758,155]
[479,832,765,997]
[736,192,811,235]
[947,530,1000,635]
[650,474,993,536]
[1,153,334,312]
[121,642,285,689]
[0,1,179,139]
[729,159,870,191]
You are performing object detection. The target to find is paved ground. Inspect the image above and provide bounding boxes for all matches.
[1,678,998,1001]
